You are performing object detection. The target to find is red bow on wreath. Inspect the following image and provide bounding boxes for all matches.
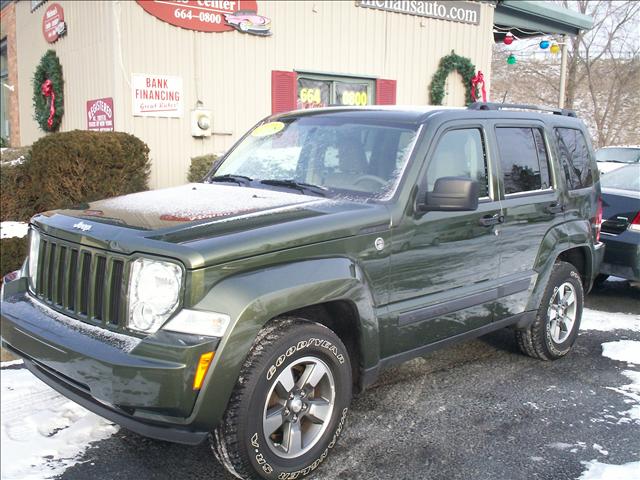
[471,71,487,102]
[41,79,56,129]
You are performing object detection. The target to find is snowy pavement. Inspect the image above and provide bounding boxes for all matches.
[1,279,639,480]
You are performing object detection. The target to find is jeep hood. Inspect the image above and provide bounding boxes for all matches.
[38,184,390,268]
[53,184,323,231]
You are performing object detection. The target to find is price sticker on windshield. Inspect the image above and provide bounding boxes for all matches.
[251,121,285,137]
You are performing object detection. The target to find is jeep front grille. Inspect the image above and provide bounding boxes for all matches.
[33,235,127,326]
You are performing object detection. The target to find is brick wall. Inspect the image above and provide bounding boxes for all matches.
[1,2,20,147]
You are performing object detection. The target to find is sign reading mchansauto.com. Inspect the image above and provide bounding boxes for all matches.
[356,0,481,25]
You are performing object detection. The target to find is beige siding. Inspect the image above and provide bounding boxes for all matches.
[16,1,116,145]
[16,0,494,189]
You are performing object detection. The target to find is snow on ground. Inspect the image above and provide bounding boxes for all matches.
[0,366,118,480]
[0,221,29,239]
[601,340,640,365]
[581,309,640,332]
[575,309,640,479]
[578,459,640,480]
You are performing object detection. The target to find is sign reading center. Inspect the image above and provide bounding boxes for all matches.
[136,0,259,33]
[132,74,183,117]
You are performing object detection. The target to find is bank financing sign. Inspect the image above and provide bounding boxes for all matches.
[132,74,183,118]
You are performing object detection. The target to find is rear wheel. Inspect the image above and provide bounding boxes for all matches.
[211,318,352,480]
[516,261,584,360]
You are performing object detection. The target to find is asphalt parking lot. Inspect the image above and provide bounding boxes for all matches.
[47,279,638,480]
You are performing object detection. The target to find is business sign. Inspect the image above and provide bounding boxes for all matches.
[136,1,271,35]
[42,3,66,43]
[132,74,183,118]
[86,98,114,132]
[356,0,481,26]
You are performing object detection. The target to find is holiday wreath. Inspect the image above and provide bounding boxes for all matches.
[33,50,64,132]
[429,51,476,106]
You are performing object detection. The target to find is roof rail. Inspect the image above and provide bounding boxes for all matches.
[468,102,577,117]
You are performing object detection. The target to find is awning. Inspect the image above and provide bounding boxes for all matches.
[494,0,593,40]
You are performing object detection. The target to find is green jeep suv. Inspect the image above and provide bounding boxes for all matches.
[1,103,604,479]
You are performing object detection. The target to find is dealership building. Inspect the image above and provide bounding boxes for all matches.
[1,1,592,188]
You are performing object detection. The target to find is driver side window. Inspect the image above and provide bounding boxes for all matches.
[426,129,489,198]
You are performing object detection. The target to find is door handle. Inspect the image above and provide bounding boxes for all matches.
[546,203,565,214]
[479,214,504,227]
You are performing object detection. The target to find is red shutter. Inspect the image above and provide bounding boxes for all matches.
[376,79,397,105]
[271,70,298,114]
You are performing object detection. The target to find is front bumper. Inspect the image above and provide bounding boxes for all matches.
[1,280,219,445]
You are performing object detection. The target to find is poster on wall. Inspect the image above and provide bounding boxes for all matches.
[86,98,114,131]
[132,74,183,118]
[297,78,330,110]
[335,82,369,106]
[136,1,271,35]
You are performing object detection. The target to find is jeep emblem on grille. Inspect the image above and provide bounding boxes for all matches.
[73,221,92,232]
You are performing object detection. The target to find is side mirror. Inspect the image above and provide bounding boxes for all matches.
[417,177,479,212]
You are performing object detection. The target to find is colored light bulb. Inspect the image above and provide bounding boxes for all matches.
[540,40,550,49]
[504,33,514,45]
[507,54,517,65]
[550,43,561,54]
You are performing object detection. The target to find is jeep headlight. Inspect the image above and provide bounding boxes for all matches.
[128,258,183,333]
[28,228,41,291]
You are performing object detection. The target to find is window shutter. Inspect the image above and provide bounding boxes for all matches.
[376,79,397,105]
[271,71,298,114]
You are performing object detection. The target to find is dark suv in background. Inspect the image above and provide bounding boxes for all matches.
[2,102,604,480]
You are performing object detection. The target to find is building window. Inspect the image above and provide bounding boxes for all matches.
[496,127,551,194]
[296,73,374,110]
[0,38,8,142]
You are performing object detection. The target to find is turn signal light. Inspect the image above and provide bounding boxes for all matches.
[193,352,214,390]
[630,211,640,232]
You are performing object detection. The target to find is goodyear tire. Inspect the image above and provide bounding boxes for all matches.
[211,317,352,480]
[516,261,584,360]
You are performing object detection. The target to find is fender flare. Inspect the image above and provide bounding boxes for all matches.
[186,257,378,430]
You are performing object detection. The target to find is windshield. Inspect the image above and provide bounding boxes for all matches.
[596,148,640,164]
[212,115,420,201]
[600,164,640,191]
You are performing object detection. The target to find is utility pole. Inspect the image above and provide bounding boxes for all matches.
[558,34,568,108]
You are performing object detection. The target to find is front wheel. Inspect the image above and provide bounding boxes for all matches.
[211,318,352,480]
[516,261,584,360]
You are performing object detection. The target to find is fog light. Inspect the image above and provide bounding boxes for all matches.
[193,352,214,390]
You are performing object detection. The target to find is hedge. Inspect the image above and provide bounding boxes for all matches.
[1,130,150,277]
[0,237,27,278]
[188,154,219,182]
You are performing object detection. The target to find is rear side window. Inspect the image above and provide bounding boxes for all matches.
[496,127,551,194]
[555,128,593,190]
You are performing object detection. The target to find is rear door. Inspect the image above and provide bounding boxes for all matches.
[487,121,565,318]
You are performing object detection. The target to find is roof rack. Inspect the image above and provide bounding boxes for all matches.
[468,102,577,117]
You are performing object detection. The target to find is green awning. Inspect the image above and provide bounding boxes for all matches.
[494,0,593,37]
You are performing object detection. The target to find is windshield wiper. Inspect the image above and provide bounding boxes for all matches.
[260,179,328,197]
[208,174,253,185]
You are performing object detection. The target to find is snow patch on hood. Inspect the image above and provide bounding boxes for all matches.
[96,183,313,222]
[0,367,118,480]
